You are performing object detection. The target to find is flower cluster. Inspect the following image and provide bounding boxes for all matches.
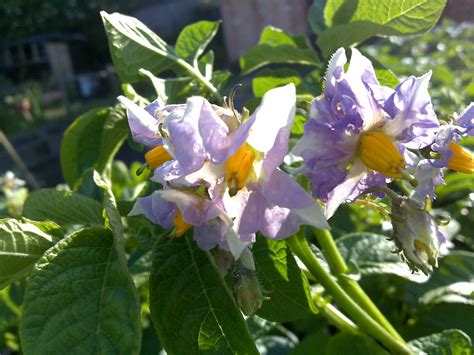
[120,48,473,275]
[119,84,328,267]
[292,48,440,218]
[292,48,473,273]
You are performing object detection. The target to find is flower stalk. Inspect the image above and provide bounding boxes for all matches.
[312,293,361,336]
[287,233,411,354]
[313,228,405,342]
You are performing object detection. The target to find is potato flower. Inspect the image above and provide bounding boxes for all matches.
[119,84,328,262]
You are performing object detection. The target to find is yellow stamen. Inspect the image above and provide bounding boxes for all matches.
[447,142,474,174]
[225,144,254,190]
[145,145,173,170]
[358,131,406,179]
[172,210,192,237]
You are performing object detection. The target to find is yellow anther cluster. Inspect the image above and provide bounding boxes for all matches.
[359,131,406,179]
[448,142,474,174]
[172,210,192,237]
[225,144,254,190]
[145,145,173,170]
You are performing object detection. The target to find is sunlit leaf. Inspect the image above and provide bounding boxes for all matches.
[20,227,141,354]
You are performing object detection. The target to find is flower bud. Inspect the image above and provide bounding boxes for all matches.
[390,197,445,275]
[232,266,266,316]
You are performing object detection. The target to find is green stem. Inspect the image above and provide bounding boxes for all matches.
[314,228,405,343]
[0,288,21,318]
[287,234,411,354]
[312,293,361,335]
[176,57,223,104]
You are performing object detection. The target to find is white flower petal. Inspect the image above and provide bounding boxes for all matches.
[247,84,296,154]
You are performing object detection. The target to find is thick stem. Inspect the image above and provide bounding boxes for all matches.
[314,228,405,342]
[287,234,411,354]
[312,293,361,335]
[313,294,394,352]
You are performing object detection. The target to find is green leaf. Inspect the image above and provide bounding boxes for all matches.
[375,68,400,88]
[252,68,302,97]
[175,21,220,65]
[20,227,141,354]
[96,105,128,175]
[256,335,299,354]
[253,237,317,322]
[140,69,194,104]
[318,0,447,57]
[292,113,308,136]
[101,11,179,83]
[409,329,472,354]
[0,219,58,289]
[406,252,474,307]
[289,327,330,355]
[61,107,109,188]
[324,0,358,27]
[92,172,129,268]
[326,333,388,355]
[211,70,232,92]
[149,235,258,354]
[22,218,64,239]
[198,50,214,78]
[335,233,429,283]
[308,0,327,35]
[23,189,104,226]
[246,315,277,340]
[407,303,474,340]
[240,26,319,74]
[436,173,474,204]
[61,106,128,188]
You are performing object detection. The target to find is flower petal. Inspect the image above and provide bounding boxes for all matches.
[194,221,226,251]
[430,124,458,168]
[224,227,253,260]
[247,84,296,156]
[166,97,207,173]
[383,72,439,149]
[292,120,355,169]
[324,161,367,218]
[261,169,314,209]
[326,47,347,80]
[238,185,328,239]
[457,102,474,135]
[118,95,162,147]
[198,99,231,163]
[158,189,220,226]
[129,191,176,227]
[307,166,347,202]
[411,161,444,204]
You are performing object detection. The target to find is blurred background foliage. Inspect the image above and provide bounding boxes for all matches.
[367,20,474,119]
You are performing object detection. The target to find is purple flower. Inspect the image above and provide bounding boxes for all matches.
[129,187,243,255]
[220,85,329,239]
[293,48,439,218]
[430,103,474,174]
[122,85,329,260]
[117,96,164,147]
[402,102,474,205]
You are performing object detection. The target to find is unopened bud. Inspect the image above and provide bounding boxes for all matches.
[391,197,446,275]
[232,266,267,316]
